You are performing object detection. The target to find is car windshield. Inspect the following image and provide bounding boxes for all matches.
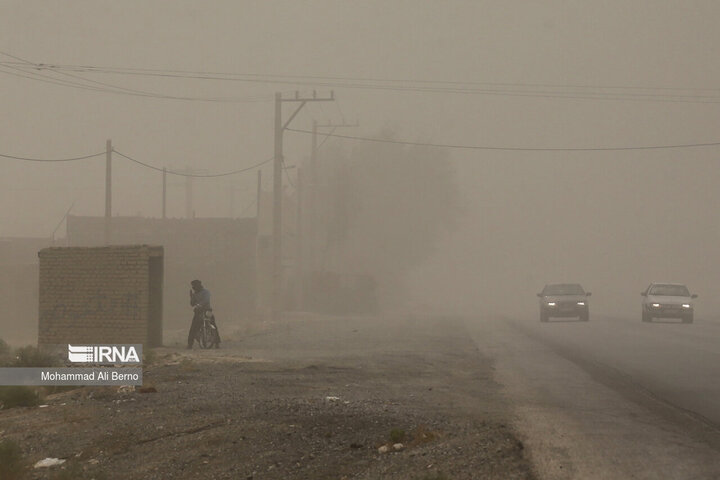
[648,284,690,296]
[542,284,585,296]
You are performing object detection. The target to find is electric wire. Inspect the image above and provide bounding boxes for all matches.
[59,69,720,103]
[0,64,122,95]
[112,149,273,177]
[18,59,720,93]
[1,50,164,97]
[316,127,337,151]
[335,101,347,124]
[10,59,720,104]
[0,64,272,103]
[286,128,720,152]
[0,151,105,162]
[281,159,296,188]
[0,52,273,103]
[318,102,329,123]
[239,199,257,217]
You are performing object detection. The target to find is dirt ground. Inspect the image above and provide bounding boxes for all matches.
[0,314,536,480]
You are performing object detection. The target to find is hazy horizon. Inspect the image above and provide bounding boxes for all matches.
[3,1,720,317]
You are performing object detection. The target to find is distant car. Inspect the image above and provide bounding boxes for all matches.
[537,283,591,322]
[641,283,697,323]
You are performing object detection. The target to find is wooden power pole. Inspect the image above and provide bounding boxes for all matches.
[306,119,359,272]
[162,167,167,219]
[272,91,334,321]
[104,139,112,245]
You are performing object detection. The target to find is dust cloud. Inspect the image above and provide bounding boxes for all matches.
[1,1,720,330]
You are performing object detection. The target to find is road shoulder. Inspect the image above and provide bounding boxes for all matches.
[1,314,536,480]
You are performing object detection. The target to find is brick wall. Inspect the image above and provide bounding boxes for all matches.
[38,245,163,346]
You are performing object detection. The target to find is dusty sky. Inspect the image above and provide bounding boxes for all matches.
[2,1,720,315]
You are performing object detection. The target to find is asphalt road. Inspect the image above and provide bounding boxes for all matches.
[467,313,720,479]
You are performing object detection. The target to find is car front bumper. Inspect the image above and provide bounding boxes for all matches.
[645,305,693,318]
[542,303,588,317]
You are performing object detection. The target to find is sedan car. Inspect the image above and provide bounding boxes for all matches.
[641,283,697,323]
[537,283,591,322]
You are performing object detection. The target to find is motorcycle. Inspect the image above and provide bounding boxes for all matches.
[195,308,219,349]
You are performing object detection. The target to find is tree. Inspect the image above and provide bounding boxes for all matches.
[315,131,461,306]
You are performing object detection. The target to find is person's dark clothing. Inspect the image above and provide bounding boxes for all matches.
[187,309,204,348]
[187,287,220,348]
[190,288,211,310]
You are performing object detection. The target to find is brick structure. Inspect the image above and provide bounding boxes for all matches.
[38,245,163,347]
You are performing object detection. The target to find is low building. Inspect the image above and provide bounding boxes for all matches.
[38,245,163,347]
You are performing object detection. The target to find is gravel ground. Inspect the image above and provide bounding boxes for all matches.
[0,314,536,480]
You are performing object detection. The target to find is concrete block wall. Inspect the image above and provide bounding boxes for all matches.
[38,245,163,346]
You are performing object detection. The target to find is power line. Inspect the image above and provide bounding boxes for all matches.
[281,159,296,188]
[0,52,273,103]
[239,198,257,217]
[318,101,329,122]
[10,59,720,104]
[4,50,219,100]
[307,102,323,122]
[316,126,337,151]
[0,64,272,103]
[56,69,720,103]
[0,50,153,96]
[286,127,720,152]
[0,144,271,175]
[16,59,720,93]
[4,131,718,167]
[335,101,347,124]
[0,58,181,98]
[0,65,119,95]
[112,149,272,177]
[0,151,105,162]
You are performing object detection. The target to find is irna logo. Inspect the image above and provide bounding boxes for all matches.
[68,344,142,364]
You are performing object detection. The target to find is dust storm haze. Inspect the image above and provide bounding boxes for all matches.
[5,3,720,479]
[2,1,720,325]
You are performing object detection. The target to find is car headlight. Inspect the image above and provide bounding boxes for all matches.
[577,302,585,306]
[547,302,556,306]
[682,304,691,308]
[652,303,660,307]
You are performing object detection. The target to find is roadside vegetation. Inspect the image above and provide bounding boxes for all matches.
[0,439,27,480]
[0,385,41,409]
[12,345,60,368]
[389,428,406,443]
[0,341,62,409]
[0,337,11,363]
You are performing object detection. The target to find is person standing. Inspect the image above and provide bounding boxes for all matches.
[187,279,220,349]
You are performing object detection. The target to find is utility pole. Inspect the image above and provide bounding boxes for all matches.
[185,174,193,219]
[272,91,334,321]
[256,169,262,219]
[308,121,318,275]
[306,119,358,273]
[180,167,207,218]
[162,167,167,219]
[273,92,282,320]
[296,167,304,310]
[227,185,236,217]
[104,139,112,245]
[311,120,318,183]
